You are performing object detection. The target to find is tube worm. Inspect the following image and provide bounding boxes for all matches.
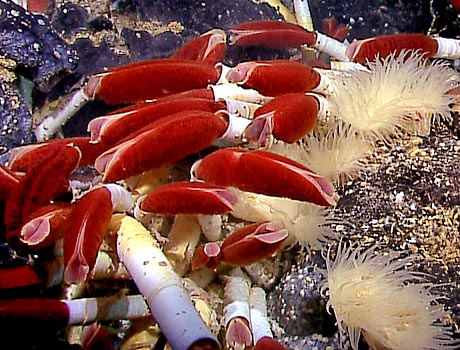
[36,59,220,141]
[171,29,227,66]
[85,59,220,105]
[4,143,81,240]
[244,93,324,147]
[140,181,237,215]
[347,33,460,63]
[293,0,314,31]
[88,98,226,146]
[20,203,73,250]
[220,221,288,266]
[192,221,288,269]
[94,111,228,183]
[226,60,329,97]
[116,215,220,350]
[0,295,149,325]
[8,137,109,172]
[229,20,316,48]
[0,164,20,202]
[249,287,286,350]
[222,270,253,349]
[98,106,250,150]
[64,184,134,284]
[80,323,114,350]
[229,20,349,61]
[192,148,338,206]
[0,265,42,290]
[191,242,222,270]
[162,214,202,276]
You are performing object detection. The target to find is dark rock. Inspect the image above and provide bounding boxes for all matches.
[268,253,337,337]
[72,37,129,77]
[0,0,78,92]
[88,15,113,32]
[121,28,182,60]
[112,0,283,33]
[0,82,35,161]
[430,0,460,37]
[309,0,433,40]
[61,99,112,137]
[0,243,29,268]
[51,2,88,37]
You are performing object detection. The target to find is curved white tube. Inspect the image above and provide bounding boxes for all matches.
[117,216,219,350]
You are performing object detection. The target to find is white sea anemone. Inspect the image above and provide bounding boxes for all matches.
[230,188,339,250]
[269,125,374,185]
[329,50,458,140]
[320,243,455,350]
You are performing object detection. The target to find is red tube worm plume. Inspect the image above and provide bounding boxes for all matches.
[220,221,288,266]
[80,323,114,350]
[4,143,81,240]
[321,16,349,42]
[328,51,459,142]
[171,29,227,66]
[0,265,42,290]
[64,184,133,284]
[27,0,50,13]
[451,0,460,12]
[0,164,20,202]
[320,243,456,350]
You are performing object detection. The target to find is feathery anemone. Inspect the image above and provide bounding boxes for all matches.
[328,50,458,141]
[270,124,374,185]
[320,243,455,350]
[230,189,338,250]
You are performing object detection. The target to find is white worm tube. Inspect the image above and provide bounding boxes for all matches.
[197,214,223,241]
[313,32,350,62]
[103,183,135,212]
[163,214,201,276]
[116,216,219,350]
[223,269,253,348]
[311,70,335,96]
[434,37,460,59]
[35,89,90,141]
[249,287,273,344]
[216,62,233,84]
[218,111,252,145]
[67,295,150,325]
[305,93,330,124]
[91,251,129,280]
[210,83,272,105]
[293,0,314,31]
[225,99,261,118]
